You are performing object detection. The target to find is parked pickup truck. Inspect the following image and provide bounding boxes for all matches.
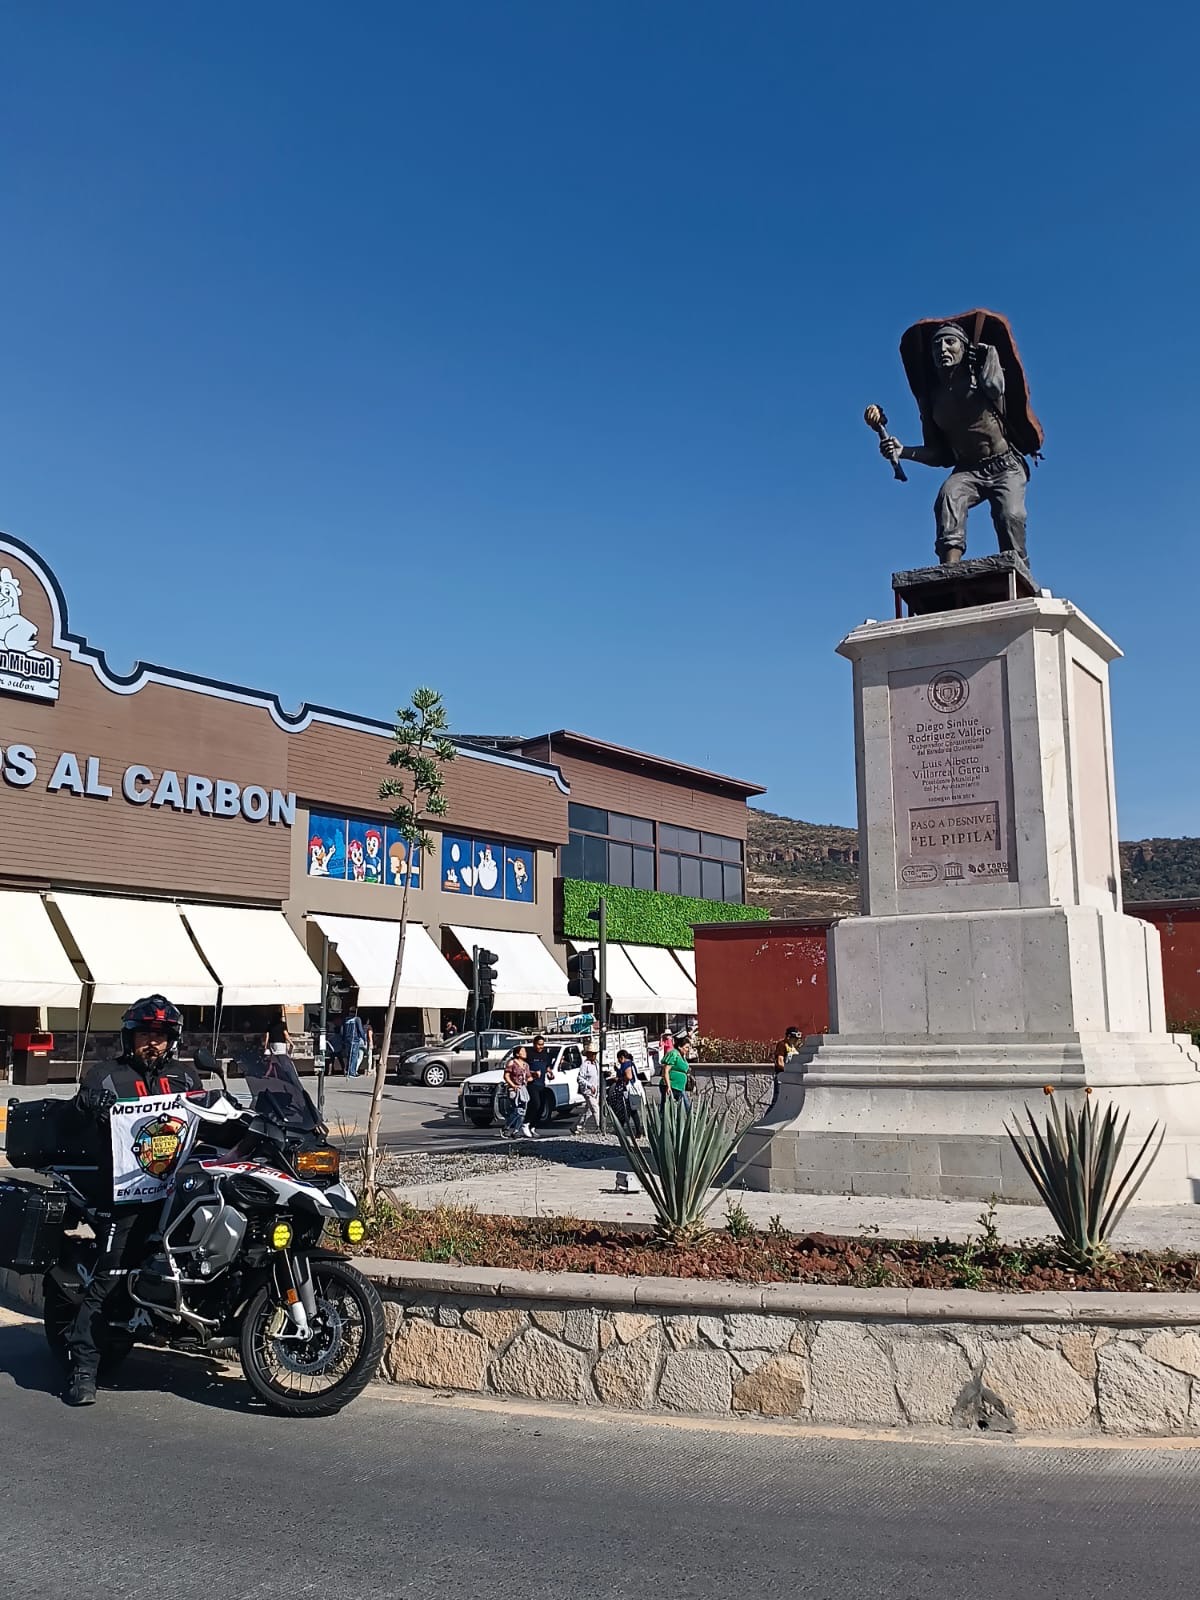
[456,1027,655,1129]
[458,1039,584,1129]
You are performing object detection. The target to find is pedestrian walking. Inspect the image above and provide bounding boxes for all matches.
[616,1049,644,1138]
[574,1044,602,1135]
[661,1033,692,1112]
[503,1047,532,1138]
[771,1026,801,1110]
[342,1007,368,1077]
[266,1007,291,1057]
[525,1034,556,1130]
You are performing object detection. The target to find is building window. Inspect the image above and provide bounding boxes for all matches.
[564,803,745,904]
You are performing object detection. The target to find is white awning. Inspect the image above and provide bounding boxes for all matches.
[449,926,579,1013]
[0,891,82,1008]
[626,944,697,1015]
[672,948,696,983]
[569,939,661,1015]
[53,893,218,1006]
[181,905,322,1008]
[313,917,467,1009]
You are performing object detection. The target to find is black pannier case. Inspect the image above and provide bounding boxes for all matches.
[0,1178,68,1271]
[4,1096,94,1169]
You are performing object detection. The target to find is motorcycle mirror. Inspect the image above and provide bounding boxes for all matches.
[195,1046,229,1092]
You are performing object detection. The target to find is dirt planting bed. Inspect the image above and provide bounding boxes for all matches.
[369,1206,1200,1293]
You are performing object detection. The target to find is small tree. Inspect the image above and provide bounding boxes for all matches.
[362,687,455,1210]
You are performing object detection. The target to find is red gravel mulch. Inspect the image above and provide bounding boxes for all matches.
[367,1207,1200,1293]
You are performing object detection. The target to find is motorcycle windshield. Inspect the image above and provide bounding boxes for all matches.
[237,1048,322,1134]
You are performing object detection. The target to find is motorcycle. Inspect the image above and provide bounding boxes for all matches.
[2,1049,385,1416]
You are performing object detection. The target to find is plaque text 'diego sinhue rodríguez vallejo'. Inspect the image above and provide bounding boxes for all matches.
[889,657,1015,888]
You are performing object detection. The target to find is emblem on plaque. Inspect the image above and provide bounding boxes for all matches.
[927,670,969,715]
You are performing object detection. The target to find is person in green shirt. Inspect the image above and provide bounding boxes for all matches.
[660,1034,692,1112]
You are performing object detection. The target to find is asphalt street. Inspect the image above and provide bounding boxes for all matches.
[2,1308,1200,1600]
[2,1078,500,1158]
[318,1077,499,1153]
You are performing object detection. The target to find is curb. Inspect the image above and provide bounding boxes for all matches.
[348,1255,1200,1327]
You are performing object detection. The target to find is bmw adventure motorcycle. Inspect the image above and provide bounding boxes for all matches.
[2,1050,384,1416]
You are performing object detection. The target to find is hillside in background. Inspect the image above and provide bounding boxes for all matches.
[1120,838,1200,902]
[745,809,860,919]
[746,809,1200,918]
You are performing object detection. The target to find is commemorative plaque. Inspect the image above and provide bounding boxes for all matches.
[889,655,1016,888]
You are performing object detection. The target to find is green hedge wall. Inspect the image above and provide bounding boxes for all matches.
[561,877,767,950]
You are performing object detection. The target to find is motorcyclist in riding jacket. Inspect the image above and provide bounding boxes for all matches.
[64,994,204,1407]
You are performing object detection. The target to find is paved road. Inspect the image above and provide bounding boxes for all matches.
[3,1307,1199,1599]
[1,1077,500,1157]
[317,1077,499,1153]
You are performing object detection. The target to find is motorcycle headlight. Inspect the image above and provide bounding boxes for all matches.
[343,1218,366,1245]
[271,1221,293,1250]
[295,1147,341,1178]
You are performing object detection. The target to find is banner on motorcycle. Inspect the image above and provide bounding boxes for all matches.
[109,1093,203,1204]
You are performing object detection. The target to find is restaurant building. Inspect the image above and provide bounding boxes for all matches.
[0,534,765,1079]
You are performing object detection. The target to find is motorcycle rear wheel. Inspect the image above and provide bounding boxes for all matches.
[238,1257,385,1417]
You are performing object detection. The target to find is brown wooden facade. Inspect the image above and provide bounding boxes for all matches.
[0,537,569,912]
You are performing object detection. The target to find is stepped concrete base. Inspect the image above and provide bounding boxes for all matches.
[742,593,1200,1206]
[740,1032,1200,1204]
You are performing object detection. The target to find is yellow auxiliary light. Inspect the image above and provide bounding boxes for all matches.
[271,1222,293,1250]
[344,1218,366,1246]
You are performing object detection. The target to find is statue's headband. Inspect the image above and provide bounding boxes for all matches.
[932,323,969,344]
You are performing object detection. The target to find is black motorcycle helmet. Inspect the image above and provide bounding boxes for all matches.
[120,994,184,1061]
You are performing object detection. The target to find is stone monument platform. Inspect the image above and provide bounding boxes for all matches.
[741,582,1200,1203]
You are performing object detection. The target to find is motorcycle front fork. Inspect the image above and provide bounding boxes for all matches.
[275,1250,319,1340]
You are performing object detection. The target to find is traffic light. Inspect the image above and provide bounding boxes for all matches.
[567,948,597,1005]
[476,949,498,1000]
[474,948,499,1031]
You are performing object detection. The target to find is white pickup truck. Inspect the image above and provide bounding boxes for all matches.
[458,1039,584,1129]
[456,1028,654,1130]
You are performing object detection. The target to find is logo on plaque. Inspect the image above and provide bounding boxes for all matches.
[927,670,969,715]
[901,862,939,885]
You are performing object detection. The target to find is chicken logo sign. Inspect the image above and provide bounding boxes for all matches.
[0,566,60,702]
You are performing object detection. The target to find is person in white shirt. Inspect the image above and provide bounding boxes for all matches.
[575,1045,602,1135]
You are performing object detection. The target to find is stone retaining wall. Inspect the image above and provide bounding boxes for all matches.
[689,1066,775,1124]
[10,1255,1200,1435]
[361,1261,1200,1436]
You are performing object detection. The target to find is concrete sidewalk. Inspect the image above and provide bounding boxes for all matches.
[386,1150,1200,1252]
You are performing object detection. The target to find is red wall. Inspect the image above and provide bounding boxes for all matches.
[694,921,831,1044]
[698,907,1200,1044]
[1131,904,1200,1029]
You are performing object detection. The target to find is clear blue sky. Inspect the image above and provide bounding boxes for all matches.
[2,3,1196,837]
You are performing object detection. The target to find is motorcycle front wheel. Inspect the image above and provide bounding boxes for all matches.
[238,1257,385,1417]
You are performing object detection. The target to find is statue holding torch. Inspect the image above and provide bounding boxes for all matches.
[864,309,1044,567]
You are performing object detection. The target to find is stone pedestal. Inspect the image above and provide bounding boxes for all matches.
[742,588,1200,1203]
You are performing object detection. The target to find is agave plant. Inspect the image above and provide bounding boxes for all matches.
[612,1095,758,1245]
[1005,1093,1163,1268]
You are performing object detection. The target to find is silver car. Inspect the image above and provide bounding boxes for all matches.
[398,1031,530,1088]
